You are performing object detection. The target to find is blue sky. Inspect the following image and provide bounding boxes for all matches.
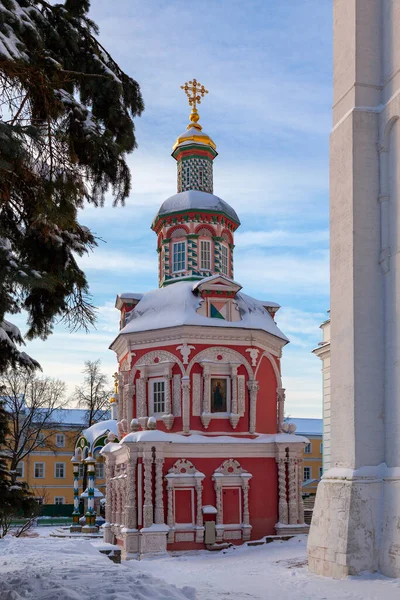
[19,0,332,416]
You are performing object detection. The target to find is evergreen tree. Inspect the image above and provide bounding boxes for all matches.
[0,0,144,371]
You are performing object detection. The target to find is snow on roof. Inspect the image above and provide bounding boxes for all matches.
[80,487,104,498]
[81,419,118,445]
[288,418,322,436]
[115,281,288,343]
[154,190,240,224]
[120,293,143,301]
[118,430,307,444]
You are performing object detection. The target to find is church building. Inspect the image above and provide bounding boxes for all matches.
[101,80,308,558]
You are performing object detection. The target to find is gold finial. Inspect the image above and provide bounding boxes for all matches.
[180,78,208,130]
[112,372,118,394]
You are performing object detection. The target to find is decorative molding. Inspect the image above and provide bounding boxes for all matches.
[176,532,195,542]
[201,413,212,429]
[154,457,165,524]
[215,459,248,476]
[192,373,201,416]
[223,530,242,540]
[276,457,288,525]
[247,380,259,435]
[237,375,245,416]
[181,376,190,434]
[173,374,181,416]
[176,343,196,365]
[120,352,136,372]
[187,346,253,378]
[245,347,259,367]
[168,459,197,475]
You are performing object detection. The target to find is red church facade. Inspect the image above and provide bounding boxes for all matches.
[101,80,308,558]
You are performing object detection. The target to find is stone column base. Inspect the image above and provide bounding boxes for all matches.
[82,525,98,534]
[308,475,382,578]
[103,523,114,544]
[139,524,169,557]
[121,528,139,560]
[69,525,82,533]
[275,523,309,536]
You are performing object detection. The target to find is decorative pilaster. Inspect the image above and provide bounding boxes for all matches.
[125,455,137,530]
[143,456,153,528]
[230,365,239,429]
[181,375,190,434]
[201,365,211,429]
[276,387,286,432]
[167,481,174,543]
[137,369,147,418]
[214,476,223,542]
[154,457,165,524]
[115,481,121,527]
[288,457,298,524]
[195,476,204,543]
[276,457,289,524]
[173,374,181,416]
[162,376,174,430]
[247,380,259,434]
[124,384,135,425]
[241,474,252,541]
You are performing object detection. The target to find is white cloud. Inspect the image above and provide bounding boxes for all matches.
[235,229,329,248]
[77,249,154,273]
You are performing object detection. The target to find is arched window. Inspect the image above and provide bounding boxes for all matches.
[197,227,213,272]
[221,244,229,276]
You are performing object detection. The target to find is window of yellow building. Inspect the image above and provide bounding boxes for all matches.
[304,443,311,454]
[34,462,45,478]
[54,497,64,504]
[56,434,65,447]
[95,463,104,479]
[55,462,65,478]
[16,462,24,477]
[304,466,311,481]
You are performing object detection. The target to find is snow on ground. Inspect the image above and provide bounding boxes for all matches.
[134,536,400,600]
[0,537,195,600]
[1,534,400,600]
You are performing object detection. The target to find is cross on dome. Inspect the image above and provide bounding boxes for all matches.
[180,78,208,130]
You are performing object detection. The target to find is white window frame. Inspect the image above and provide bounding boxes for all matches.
[210,375,231,417]
[199,239,211,271]
[34,462,45,479]
[303,466,311,481]
[173,487,195,529]
[148,378,166,417]
[55,433,65,448]
[54,462,65,479]
[172,241,186,273]
[16,462,24,478]
[221,244,229,276]
[304,443,312,454]
[95,462,104,479]
[54,496,64,505]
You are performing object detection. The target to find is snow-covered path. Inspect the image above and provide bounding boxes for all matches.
[1,534,400,599]
[0,537,195,600]
[134,536,400,600]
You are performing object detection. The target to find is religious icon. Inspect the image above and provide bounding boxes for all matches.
[211,378,227,413]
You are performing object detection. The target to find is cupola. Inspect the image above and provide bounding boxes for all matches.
[152,79,240,287]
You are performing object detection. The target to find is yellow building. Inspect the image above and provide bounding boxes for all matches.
[291,418,323,495]
[15,409,106,507]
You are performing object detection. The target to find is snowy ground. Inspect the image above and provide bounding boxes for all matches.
[1,533,400,600]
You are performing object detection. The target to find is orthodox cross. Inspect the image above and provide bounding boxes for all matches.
[180,79,208,113]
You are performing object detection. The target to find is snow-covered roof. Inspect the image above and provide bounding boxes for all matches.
[80,419,118,445]
[154,190,240,224]
[114,281,288,343]
[115,430,307,445]
[288,418,322,436]
[120,293,143,301]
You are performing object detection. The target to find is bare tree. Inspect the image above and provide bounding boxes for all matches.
[0,369,67,482]
[74,360,112,428]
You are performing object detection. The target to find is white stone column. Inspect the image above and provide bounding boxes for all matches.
[124,455,137,530]
[137,369,147,418]
[213,475,223,542]
[195,475,204,543]
[201,365,211,429]
[181,376,190,434]
[166,480,174,543]
[276,387,285,432]
[124,383,135,426]
[288,457,298,524]
[241,474,252,541]
[276,457,288,525]
[247,380,259,434]
[143,455,153,528]
[162,376,174,430]
[154,457,165,524]
[230,365,240,429]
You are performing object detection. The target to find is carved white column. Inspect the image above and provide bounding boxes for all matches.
[118,374,125,421]
[137,368,147,418]
[125,453,137,530]
[213,477,223,541]
[288,457,298,524]
[182,375,190,434]
[124,383,135,425]
[201,365,211,429]
[110,479,116,525]
[195,476,204,542]
[166,480,174,543]
[241,474,252,541]
[120,477,126,528]
[296,457,305,524]
[276,387,286,432]
[104,460,113,525]
[143,456,153,528]
[247,380,259,434]
[154,457,165,524]
[276,457,288,524]
[115,480,121,526]
[230,365,240,429]
[162,376,174,430]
